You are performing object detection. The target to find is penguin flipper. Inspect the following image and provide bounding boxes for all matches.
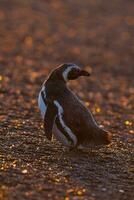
[44,102,57,141]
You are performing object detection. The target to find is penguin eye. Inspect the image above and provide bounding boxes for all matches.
[68,68,80,80]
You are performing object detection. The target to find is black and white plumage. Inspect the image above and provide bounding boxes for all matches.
[38,63,111,148]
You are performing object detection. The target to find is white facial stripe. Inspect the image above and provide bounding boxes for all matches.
[54,100,77,146]
[62,65,79,81]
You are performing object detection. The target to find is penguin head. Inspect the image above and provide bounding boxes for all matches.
[49,63,90,82]
[62,63,90,82]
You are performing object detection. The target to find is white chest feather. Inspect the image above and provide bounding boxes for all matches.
[38,90,47,118]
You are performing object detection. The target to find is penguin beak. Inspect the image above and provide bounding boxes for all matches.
[79,70,90,77]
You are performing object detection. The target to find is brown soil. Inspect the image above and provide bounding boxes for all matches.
[0,0,134,199]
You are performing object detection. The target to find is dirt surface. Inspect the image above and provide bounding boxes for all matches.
[0,0,134,199]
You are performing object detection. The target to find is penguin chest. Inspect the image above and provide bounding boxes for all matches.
[38,91,47,118]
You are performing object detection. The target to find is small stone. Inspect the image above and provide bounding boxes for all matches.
[22,169,28,174]
[0,75,3,81]
[65,197,70,200]
[119,189,124,193]
[102,188,107,191]
[124,120,132,126]
[96,107,101,113]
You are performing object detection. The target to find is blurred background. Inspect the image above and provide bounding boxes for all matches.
[0,0,133,71]
[0,1,134,200]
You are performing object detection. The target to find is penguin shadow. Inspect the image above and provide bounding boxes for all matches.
[57,147,96,161]
[54,142,117,188]
[57,142,116,172]
[57,143,114,163]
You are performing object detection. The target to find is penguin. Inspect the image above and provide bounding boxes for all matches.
[38,63,111,149]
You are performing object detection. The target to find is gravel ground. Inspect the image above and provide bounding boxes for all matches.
[0,0,134,199]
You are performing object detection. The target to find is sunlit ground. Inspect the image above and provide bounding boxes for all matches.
[0,0,134,200]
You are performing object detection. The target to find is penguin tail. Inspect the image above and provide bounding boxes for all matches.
[92,128,111,145]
